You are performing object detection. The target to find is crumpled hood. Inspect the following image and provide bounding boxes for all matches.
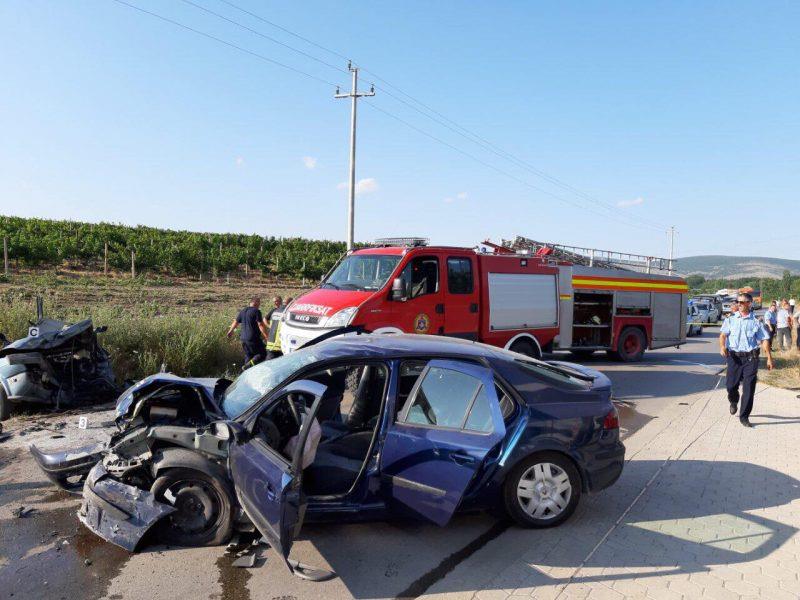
[0,319,93,357]
[115,373,221,419]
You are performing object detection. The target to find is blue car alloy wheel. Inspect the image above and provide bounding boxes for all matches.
[503,452,581,528]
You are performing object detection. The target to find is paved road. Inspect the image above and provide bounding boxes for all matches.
[0,333,737,600]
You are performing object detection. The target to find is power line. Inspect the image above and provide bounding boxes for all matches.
[178,0,349,76]
[363,100,664,231]
[210,0,663,230]
[109,0,665,233]
[215,0,351,62]
[109,0,344,88]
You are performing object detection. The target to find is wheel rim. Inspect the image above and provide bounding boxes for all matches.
[516,462,572,519]
[623,333,640,355]
[161,480,221,535]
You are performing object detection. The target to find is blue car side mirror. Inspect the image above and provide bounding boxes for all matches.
[212,421,250,444]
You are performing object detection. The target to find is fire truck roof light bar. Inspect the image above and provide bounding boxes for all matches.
[373,237,429,247]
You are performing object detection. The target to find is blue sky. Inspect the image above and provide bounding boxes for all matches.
[1,1,798,258]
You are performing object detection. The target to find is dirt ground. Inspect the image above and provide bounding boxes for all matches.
[0,269,310,314]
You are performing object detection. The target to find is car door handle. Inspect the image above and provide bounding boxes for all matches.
[435,303,445,314]
[469,303,479,313]
[450,451,477,465]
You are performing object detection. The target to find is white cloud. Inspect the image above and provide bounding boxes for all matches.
[302,156,317,170]
[617,197,644,208]
[337,178,379,195]
[444,191,468,203]
[235,156,245,167]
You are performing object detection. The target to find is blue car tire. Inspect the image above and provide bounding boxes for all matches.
[503,452,581,528]
[151,467,235,547]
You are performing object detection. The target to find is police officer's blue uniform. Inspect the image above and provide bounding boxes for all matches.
[720,311,770,422]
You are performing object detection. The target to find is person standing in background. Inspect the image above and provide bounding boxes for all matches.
[764,301,778,348]
[226,297,269,369]
[775,299,792,351]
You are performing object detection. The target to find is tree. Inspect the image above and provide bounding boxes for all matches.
[686,274,705,290]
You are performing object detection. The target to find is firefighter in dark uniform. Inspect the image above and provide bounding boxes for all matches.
[719,292,774,427]
[226,297,269,369]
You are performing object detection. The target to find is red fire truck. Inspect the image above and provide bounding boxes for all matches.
[280,237,688,362]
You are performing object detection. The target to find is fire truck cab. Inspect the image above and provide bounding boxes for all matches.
[280,238,688,362]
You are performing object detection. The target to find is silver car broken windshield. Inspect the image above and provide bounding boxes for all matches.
[221,348,321,419]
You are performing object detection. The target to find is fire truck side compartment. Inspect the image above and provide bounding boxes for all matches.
[487,273,559,331]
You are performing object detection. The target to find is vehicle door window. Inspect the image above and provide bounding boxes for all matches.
[398,256,439,299]
[402,366,489,430]
[447,257,473,294]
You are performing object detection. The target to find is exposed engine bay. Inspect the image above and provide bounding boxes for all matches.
[0,317,118,419]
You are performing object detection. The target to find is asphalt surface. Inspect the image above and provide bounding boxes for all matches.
[0,332,726,600]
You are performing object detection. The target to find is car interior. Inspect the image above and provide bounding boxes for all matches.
[250,358,518,499]
[251,361,390,497]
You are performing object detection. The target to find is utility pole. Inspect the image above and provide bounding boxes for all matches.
[335,62,375,250]
[668,226,676,274]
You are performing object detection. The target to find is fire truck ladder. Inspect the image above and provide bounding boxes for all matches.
[506,235,674,274]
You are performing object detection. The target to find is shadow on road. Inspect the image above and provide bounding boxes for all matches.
[299,459,799,598]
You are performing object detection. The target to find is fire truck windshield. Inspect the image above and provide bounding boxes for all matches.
[322,254,401,291]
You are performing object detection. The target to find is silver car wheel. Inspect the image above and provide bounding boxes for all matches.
[516,462,572,519]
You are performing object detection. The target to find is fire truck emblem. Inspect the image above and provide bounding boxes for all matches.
[413,313,430,334]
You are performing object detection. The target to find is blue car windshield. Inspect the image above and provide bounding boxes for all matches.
[322,254,401,291]
[221,348,321,419]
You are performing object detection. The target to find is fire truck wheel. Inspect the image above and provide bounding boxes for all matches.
[614,327,646,362]
[509,339,541,360]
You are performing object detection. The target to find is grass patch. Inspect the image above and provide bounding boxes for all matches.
[0,274,310,383]
[762,348,800,390]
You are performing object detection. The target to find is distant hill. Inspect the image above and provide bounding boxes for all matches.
[676,255,800,279]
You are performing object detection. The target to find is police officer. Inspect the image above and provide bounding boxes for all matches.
[719,292,773,427]
[226,297,269,369]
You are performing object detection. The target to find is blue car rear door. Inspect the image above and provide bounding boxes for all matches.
[381,359,506,526]
[228,380,325,569]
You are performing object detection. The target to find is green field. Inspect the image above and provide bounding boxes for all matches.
[0,271,308,382]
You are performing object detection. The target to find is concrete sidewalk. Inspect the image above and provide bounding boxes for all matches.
[430,381,800,599]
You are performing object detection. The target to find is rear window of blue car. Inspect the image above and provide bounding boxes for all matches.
[494,358,593,393]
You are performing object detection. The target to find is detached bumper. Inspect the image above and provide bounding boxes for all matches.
[30,442,106,493]
[78,463,175,552]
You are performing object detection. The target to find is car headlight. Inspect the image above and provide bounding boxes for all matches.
[326,307,358,327]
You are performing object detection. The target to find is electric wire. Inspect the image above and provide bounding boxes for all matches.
[111,0,665,233]
[178,0,350,77]
[209,0,664,231]
[363,100,666,231]
[110,0,344,88]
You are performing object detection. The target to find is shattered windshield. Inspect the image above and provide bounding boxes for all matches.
[221,348,320,419]
[322,254,401,291]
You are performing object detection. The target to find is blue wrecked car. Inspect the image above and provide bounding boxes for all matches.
[32,333,624,579]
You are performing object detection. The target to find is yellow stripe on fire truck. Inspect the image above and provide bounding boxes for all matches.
[572,277,689,293]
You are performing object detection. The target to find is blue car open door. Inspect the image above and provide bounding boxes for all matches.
[381,359,506,526]
[228,380,332,580]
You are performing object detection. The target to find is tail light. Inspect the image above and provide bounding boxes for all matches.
[603,406,620,430]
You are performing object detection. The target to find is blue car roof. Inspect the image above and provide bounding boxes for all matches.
[310,333,505,361]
